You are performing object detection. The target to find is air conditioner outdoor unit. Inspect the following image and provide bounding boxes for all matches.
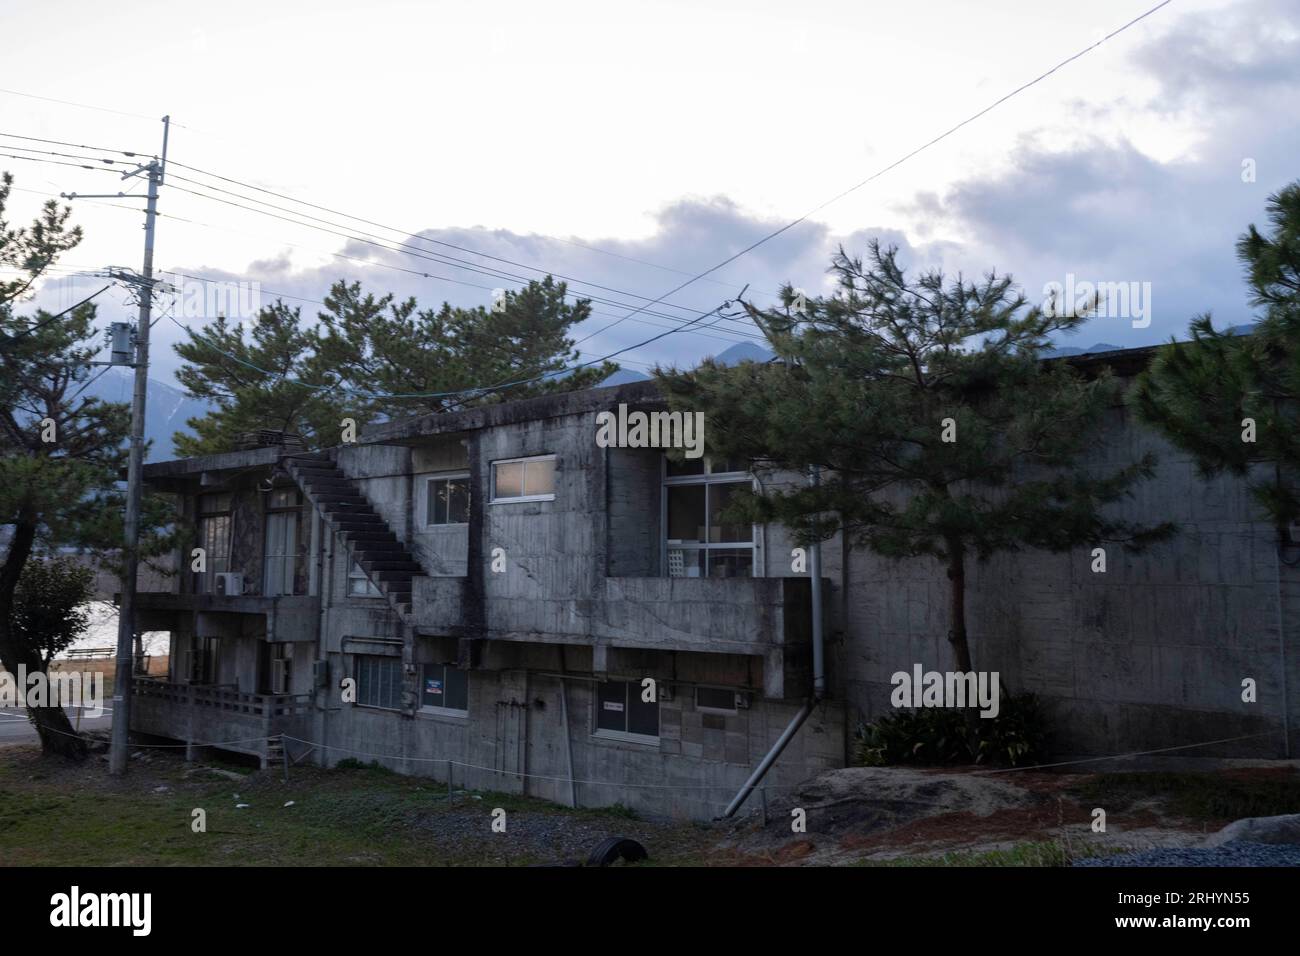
[734,691,751,710]
[215,572,244,596]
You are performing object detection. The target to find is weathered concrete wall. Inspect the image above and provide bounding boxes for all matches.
[839,397,1299,758]
[313,644,845,820]
[412,441,470,576]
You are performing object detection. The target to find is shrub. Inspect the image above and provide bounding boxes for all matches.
[855,692,1050,768]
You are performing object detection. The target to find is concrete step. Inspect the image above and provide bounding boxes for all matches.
[352,540,405,555]
[359,559,422,574]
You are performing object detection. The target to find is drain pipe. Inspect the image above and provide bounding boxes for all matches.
[721,465,825,818]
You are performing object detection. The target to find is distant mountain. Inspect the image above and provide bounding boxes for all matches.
[599,368,651,386]
[80,367,211,462]
[711,341,775,366]
[1043,342,1126,358]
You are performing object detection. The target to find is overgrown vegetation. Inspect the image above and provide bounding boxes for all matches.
[854,692,1051,767]
[1070,771,1300,822]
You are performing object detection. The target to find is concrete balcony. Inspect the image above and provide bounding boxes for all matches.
[131,679,313,767]
[412,574,821,698]
[130,592,320,643]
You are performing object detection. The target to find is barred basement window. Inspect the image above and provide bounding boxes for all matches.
[695,686,739,714]
[594,679,659,743]
[355,655,402,710]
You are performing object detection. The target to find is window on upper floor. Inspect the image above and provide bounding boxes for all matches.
[663,456,755,578]
[490,454,555,503]
[195,494,232,595]
[263,489,301,597]
[422,474,470,526]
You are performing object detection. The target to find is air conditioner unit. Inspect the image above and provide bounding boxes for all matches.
[271,659,289,695]
[215,572,244,596]
[734,691,751,710]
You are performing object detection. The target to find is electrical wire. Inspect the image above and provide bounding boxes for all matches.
[168,157,777,301]
[165,178,763,337]
[576,0,1176,343]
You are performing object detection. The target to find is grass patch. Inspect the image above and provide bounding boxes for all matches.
[0,747,691,866]
[1069,771,1300,822]
[856,839,1119,867]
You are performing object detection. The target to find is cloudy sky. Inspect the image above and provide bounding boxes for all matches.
[3,0,1297,388]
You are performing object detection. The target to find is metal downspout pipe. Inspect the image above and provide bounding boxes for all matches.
[721,466,825,818]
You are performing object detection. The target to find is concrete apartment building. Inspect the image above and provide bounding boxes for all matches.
[128,349,1298,819]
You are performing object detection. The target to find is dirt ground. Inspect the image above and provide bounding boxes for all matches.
[2,740,1296,866]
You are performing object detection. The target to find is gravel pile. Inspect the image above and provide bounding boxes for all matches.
[1075,842,1300,867]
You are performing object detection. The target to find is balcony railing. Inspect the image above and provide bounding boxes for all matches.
[131,679,313,766]
[134,679,312,717]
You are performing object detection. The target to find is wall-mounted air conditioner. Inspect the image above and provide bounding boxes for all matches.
[215,572,244,596]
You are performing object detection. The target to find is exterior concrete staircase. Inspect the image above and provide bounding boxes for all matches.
[282,452,423,619]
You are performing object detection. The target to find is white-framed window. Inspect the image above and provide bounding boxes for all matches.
[420,663,469,716]
[593,679,659,744]
[421,473,470,526]
[348,559,382,597]
[490,454,556,503]
[354,655,402,710]
[662,456,755,578]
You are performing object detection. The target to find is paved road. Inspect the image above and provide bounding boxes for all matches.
[0,706,113,744]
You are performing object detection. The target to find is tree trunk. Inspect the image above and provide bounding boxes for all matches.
[0,517,87,761]
[944,534,974,673]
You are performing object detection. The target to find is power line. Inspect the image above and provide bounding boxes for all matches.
[6,176,762,345]
[163,180,769,341]
[0,129,148,158]
[2,284,112,342]
[0,86,162,122]
[6,174,761,348]
[164,175,759,331]
[160,266,758,348]
[168,158,777,301]
[162,293,740,402]
[577,0,1176,343]
[0,151,126,175]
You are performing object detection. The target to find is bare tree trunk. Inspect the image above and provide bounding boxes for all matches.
[944,534,973,673]
[0,517,87,761]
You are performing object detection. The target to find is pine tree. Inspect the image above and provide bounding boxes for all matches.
[173,303,342,456]
[173,275,618,453]
[1135,181,1300,532]
[656,241,1172,674]
[1,173,177,758]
